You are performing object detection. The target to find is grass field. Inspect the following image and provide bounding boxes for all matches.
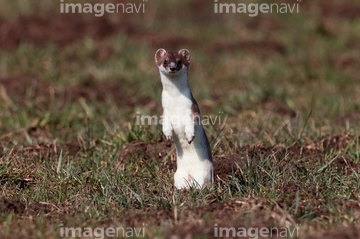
[1,0,360,238]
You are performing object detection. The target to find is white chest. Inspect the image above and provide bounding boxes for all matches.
[162,91,192,132]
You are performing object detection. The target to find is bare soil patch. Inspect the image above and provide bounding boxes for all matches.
[0,198,60,215]
[0,76,53,106]
[64,79,153,107]
[206,39,285,55]
[261,98,297,118]
[0,13,287,54]
[118,139,176,172]
[0,15,117,49]
[118,139,172,160]
[0,14,194,50]
[0,76,153,108]
[321,2,360,19]
[308,225,360,239]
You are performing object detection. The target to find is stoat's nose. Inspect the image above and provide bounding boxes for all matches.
[169,62,177,72]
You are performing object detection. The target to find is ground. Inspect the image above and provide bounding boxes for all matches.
[0,0,360,238]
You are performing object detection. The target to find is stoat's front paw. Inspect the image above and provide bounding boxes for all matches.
[185,130,195,144]
[163,125,173,140]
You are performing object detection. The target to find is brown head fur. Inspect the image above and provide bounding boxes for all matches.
[155,49,191,68]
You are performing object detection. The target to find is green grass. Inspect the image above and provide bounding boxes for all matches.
[1,0,360,238]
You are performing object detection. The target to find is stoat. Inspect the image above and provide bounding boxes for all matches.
[155,48,213,189]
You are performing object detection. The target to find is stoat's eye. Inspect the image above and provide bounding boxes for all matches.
[177,60,182,65]
[163,60,168,65]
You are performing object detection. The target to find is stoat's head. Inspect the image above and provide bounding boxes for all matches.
[155,49,191,76]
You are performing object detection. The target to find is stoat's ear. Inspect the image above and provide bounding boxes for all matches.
[178,49,191,63]
[155,48,167,66]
